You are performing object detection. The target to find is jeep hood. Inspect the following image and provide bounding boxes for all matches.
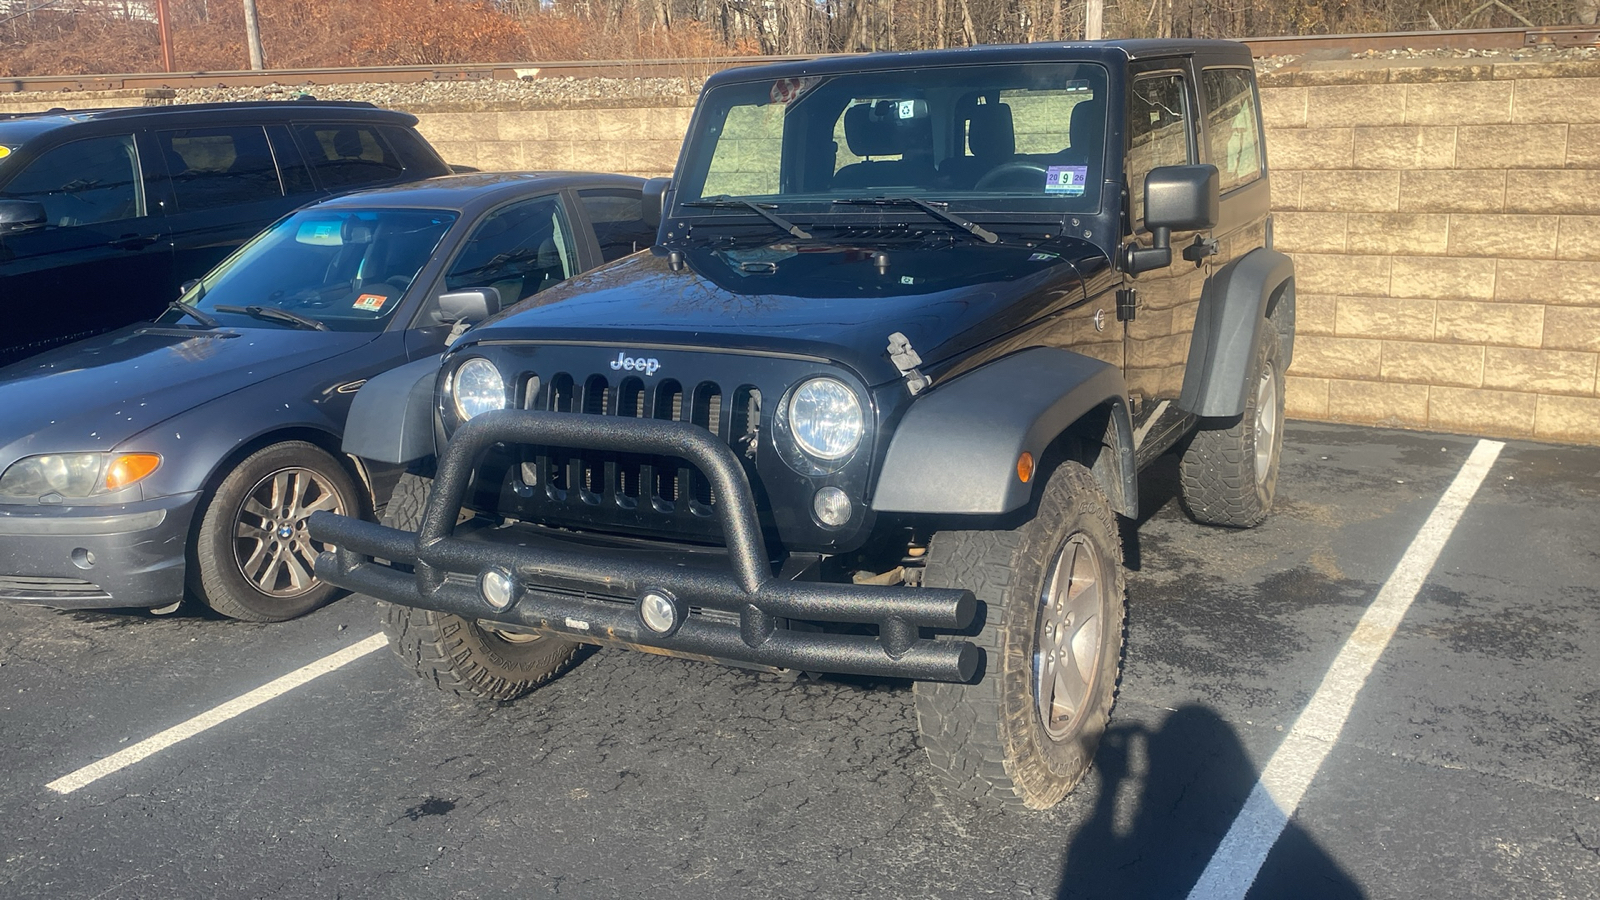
[469,238,1101,386]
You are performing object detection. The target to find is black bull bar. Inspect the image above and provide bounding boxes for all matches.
[309,409,980,683]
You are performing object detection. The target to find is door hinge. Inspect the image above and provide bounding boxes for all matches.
[1116,288,1138,322]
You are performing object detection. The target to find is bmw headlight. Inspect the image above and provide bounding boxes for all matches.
[451,357,507,421]
[785,377,864,462]
[0,452,162,500]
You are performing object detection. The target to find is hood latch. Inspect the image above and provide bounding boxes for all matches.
[886,332,930,396]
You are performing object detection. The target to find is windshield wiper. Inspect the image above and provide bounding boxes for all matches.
[166,299,219,328]
[682,196,812,239]
[213,304,329,331]
[833,197,999,244]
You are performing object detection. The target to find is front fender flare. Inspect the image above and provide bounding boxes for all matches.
[871,348,1136,517]
[340,356,441,464]
[1178,247,1295,418]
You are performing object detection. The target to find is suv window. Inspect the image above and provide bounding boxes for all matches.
[157,125,282,212]
[442,194,575,308]
[1,135,144,227]
[1127,72,1194,223]
[578,188,654,262]
[294,124,405,191]
[1201,68,1263,193]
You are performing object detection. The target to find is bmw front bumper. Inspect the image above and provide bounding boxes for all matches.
[0,493,199,609]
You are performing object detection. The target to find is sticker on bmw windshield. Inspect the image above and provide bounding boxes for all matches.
[353,293,388,311]
[1045,165,1089,196]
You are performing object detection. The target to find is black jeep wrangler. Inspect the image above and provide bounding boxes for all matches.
[311,40,1294,810]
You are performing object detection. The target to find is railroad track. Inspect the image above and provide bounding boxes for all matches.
[2,25,1595,94]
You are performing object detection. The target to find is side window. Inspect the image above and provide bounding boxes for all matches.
[267,125,317,196]
[578,188,654,262]
[443,195,575,309]
[0,134,143,227]
[380,126,446,176]
[294,123,404,191]
[1202,68,1263,193]
[1127,73,1193,224]
[156,126,282,212]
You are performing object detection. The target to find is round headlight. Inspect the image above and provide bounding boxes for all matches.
[452,358,506,421]
[787,378,863,461]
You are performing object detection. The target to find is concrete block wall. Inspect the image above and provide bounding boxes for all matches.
[1258,61,1600,444]
[410,99,693,178]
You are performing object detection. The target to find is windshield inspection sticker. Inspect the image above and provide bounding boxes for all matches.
[353,293,388,311]
[1045,165,1089,195]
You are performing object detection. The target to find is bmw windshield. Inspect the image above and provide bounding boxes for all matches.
[161,207,457,332]
[676,62,1109,217]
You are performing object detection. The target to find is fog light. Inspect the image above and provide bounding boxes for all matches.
[813,486,852,527]
[480,568,517,611]
[639,589,683,636]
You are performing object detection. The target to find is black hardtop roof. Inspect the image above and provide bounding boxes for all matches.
[0,100,415,144]
[703,39,1252,88]
[308,171,645,213]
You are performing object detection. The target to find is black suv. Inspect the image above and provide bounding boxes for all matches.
[0,101,450,365]
[312,40,1295,810]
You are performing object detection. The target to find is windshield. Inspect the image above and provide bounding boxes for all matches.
[168,207,456,332]
[678,62,1108,215]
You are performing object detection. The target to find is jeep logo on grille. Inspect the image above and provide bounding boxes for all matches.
[609,351,662,376]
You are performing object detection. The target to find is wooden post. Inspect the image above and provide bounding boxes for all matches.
[1085,0,1103,40]
[155,0,174,72]
[242,0,265,70]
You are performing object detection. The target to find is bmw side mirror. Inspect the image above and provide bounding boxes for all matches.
[1123,164,1219,275]
[0,199,47,235]
[642,177,671,231]
[437,287,502,324]
[178,278,201,298]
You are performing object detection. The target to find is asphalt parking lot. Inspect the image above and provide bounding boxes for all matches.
[1,421,1596,899]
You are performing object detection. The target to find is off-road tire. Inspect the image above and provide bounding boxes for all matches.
[191,441,359,622]
[1179,318,1286,528]
[378,472,577,702]
[913,462,1126,810]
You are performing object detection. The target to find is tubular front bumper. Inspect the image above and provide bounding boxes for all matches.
[310,409,980,683]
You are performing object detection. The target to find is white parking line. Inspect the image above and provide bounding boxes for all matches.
[46,632,388,795]
[1187,438,1505,900]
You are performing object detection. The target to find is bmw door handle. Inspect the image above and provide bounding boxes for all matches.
[112,233,159,250]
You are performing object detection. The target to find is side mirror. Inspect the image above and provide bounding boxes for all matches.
[0,199,47,235]
[1124,164,1219,275]
[642,177,671,231]
[436,287,501,324]
[178,278,201,298]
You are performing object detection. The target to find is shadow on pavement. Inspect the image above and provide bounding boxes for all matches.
[1057,704,1364,900]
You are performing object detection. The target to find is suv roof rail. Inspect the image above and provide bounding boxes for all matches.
[79,99,383,120]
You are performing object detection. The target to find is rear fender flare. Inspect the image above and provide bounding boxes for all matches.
[871,348,1137,517]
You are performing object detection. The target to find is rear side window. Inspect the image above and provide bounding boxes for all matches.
[380,126,446,176]
[157,126,282,212]
[294,124,405,191]
[0,134,144,227]
[1202,68,1263,193]
[578,188,654,262]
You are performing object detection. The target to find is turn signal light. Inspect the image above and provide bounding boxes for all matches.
[105,453,161,491]
[1016,451,1034,484]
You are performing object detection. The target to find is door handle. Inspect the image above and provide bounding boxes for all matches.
[113,234,158,250]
